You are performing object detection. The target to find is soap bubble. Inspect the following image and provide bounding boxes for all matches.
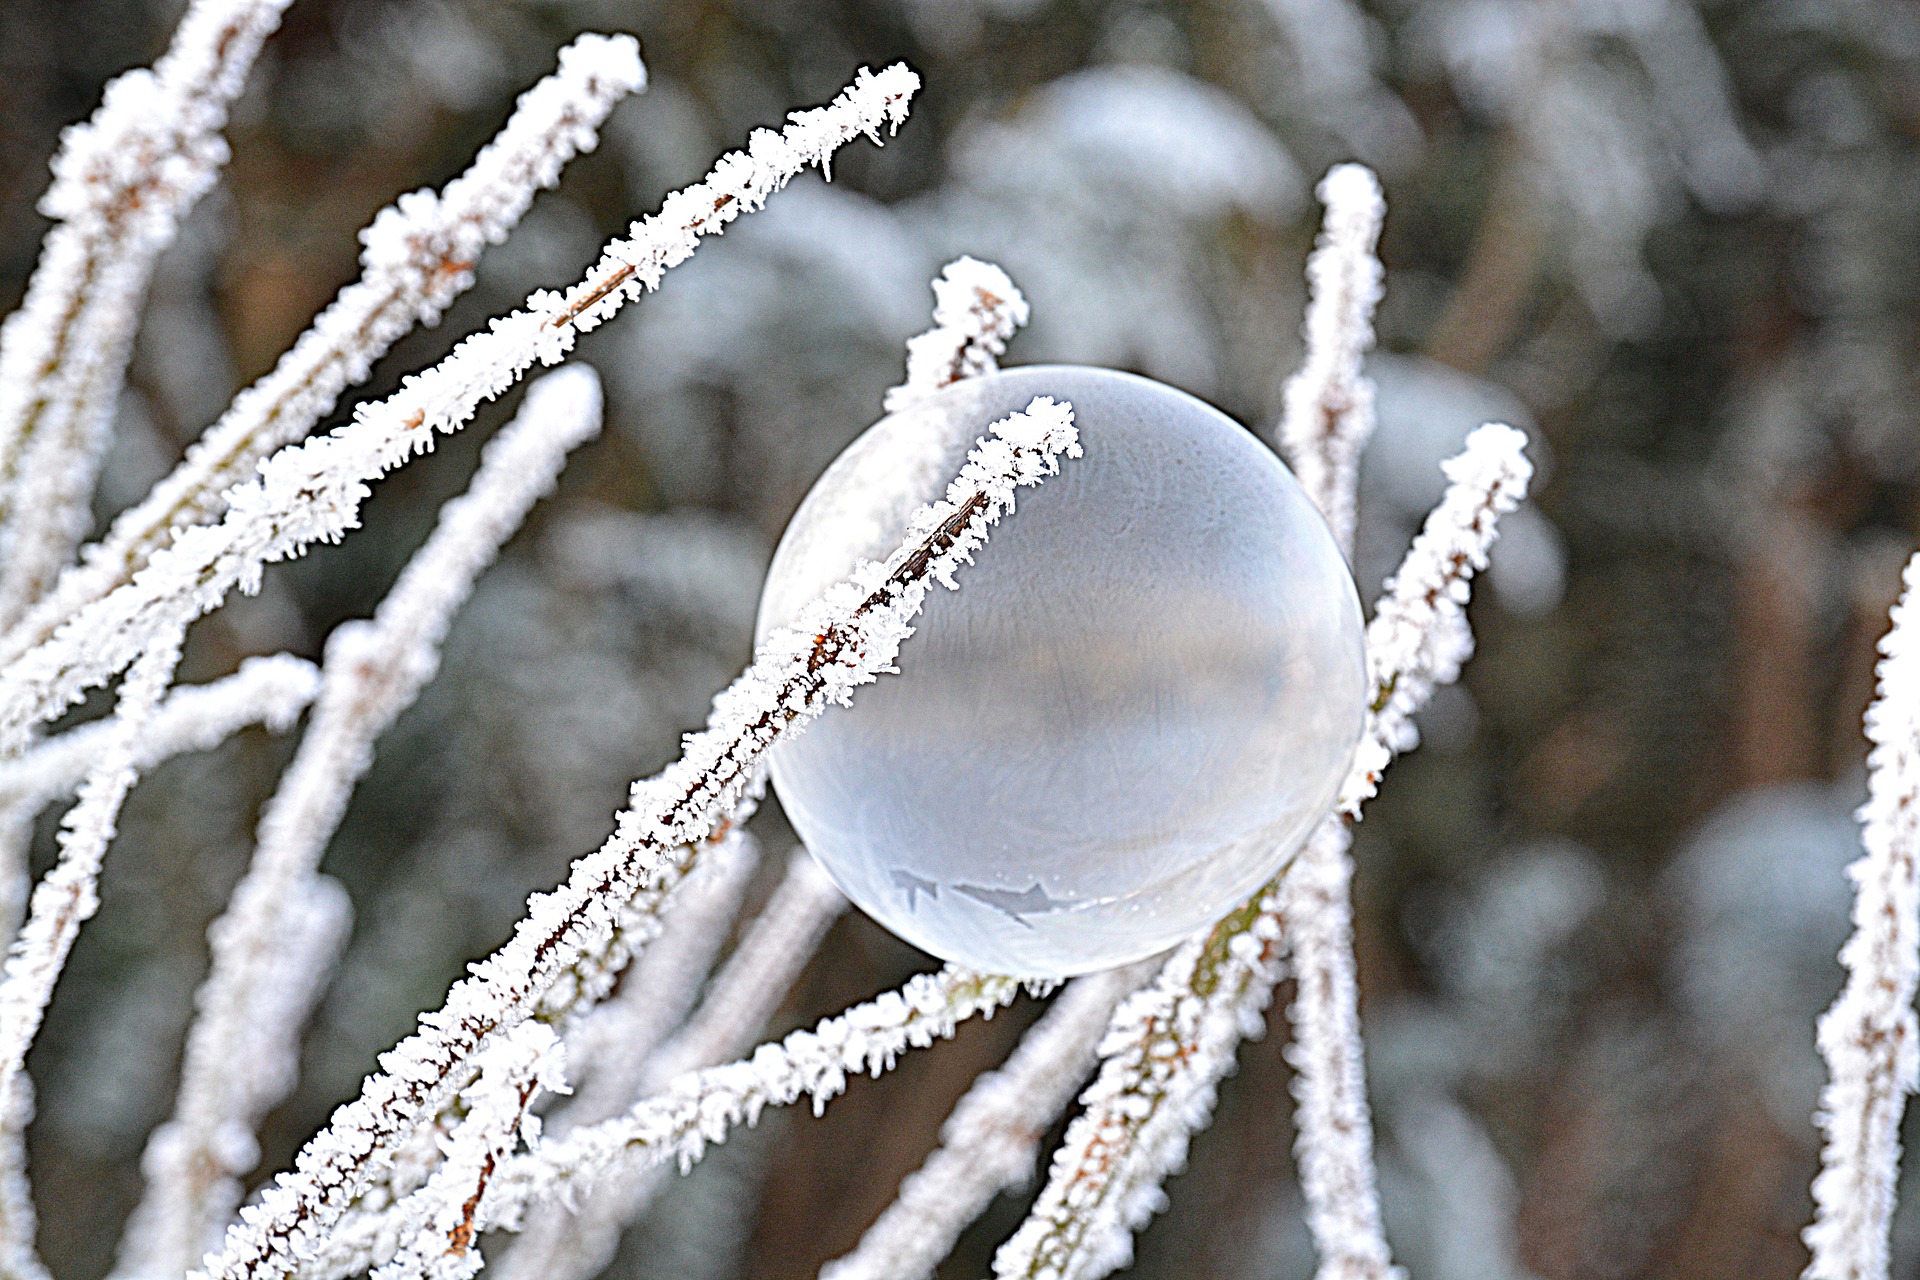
[757,366,1366,976]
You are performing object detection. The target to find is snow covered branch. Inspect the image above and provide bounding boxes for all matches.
[884,257,1030,413]
[824,964,1150,1280]
[0,1075,49,1280]
[993,888,1289,1280]
[556,831,763,1127]
[0,62,922,757]
[190,395,1075,1280]
[117,367,603,1279]
[1805,550,1920,1280]
[997,421,1531,1280]
[487,968,1033,1232]
[0,32,646,670]
[497,850,846,1280]
[1272,166,1395,1280]
[0,651,318,944]
[1342,422,1533,813]
[1277,820,1393,1280]
[371,1024,567,1280]
[0,0,289,628]
[1277,164,1385,557]
[0,655,319,815]
[0,625,184,1112]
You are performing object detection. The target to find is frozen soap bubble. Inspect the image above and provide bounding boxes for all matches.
[757,366,1366,977]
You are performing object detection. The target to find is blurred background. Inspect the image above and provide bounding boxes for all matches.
[3,0,1919,1277]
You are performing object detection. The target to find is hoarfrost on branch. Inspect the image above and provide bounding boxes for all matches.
[0,0,290,626]
[1278,162,1385,557]
[0,31,646,669]
[192,393,1076,1280]
[994,421,1531,1280]
[0,62,922,755]
[884,256,1032,412]
[1805,550,1920,1280]
[116,367,606,1280]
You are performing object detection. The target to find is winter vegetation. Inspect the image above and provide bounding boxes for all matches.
[1,4,1918,1280]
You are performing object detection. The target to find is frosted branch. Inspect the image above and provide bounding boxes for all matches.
[0,651,314,951]
[0,63,922,756]
[486,968,1032,1232]
[371,1025,567,1280]
[992,892,1288,1280]
[1805,550,1920,1280]
[1342,422,1533,813]
[0,625,183,1114]
[822,964,1151,1280]
[496,850,846,1280]
[1277,164,1385,558]
[884,257,1030,413]
[0,33,645,671]
[191,395,1076,1280]
[118,367,603,1279]
[0,655,319,815]
[556,830,761,1127]
[0,0,289,627]
[996,423,1531,1280]
[1278,820,1393,1280]
[0,1075,50,1280]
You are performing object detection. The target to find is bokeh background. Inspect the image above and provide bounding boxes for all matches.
[4,0,1920,1277]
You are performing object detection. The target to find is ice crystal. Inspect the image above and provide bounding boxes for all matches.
[1805,551,1920,1280]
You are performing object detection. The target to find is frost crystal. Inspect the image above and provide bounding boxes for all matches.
[1343,422,1533,813]
[0,31,645,670]
[0,626,184,1113]
[0,653,319,943]
[1278,164,1386,557]
[1804,551,1920,1280]
[0,1074,49,1280]
[884,257,1031,412]
[190,395,1074,1280]
[823,964,1151,1280]
[371,1023,567,1280]
[0,0,289,627]
[0,655,320,817]
[496,851,847,1280]
[117,367,603,1280]
[486,968,1031,1232]
[1278,820,1397,1280]
[0,62,922,757]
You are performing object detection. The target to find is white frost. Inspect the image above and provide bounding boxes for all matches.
[0,626,184,1117]
[1804,550,1920,1280]
[0,0,289,627]
[995,420,1531,1280]
[823,963,1151,1280]
[884,257,1030,412]
[0,31,645,671]
[118,367,603,1279]
[190,394,1074,1280]
[0,62,922,757]
[1278,163,1386,558]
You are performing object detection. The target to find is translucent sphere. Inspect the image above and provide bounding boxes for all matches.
[757,366,1366,977]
